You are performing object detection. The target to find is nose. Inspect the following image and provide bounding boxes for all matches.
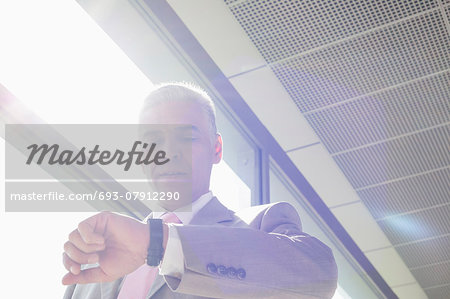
[170,151,181,160]
[164,139,183,161]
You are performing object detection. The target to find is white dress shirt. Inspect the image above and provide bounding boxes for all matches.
[151,191,214,278]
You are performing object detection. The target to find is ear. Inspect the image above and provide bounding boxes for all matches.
[212,133,223,164]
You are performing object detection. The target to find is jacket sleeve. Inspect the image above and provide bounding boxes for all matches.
[163,202,338,298]
[62,265,123,299]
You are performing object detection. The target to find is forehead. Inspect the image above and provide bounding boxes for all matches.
[139,124,198,140]
[140,100,209,128]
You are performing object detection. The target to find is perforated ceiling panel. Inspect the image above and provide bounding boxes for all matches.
[411,262,450,288]
[377,204,450,245]
[333,126,449,188]
[270,9,450,112]
[228,0,437,63]
[224,0,239,5]
[304,72,450,154]
[357,168,450,219]
[396,234,450,268]
[425,285,450,299]
[225,0,450,298]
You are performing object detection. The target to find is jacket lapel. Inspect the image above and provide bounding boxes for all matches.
[145,196,234,298]
[190,197,234,225]
[146,273,166,298]
[100,278,123,299]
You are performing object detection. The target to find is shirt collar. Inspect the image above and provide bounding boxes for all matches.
[152,191,214,224]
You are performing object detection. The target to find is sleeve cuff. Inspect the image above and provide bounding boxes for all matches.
[159,224,185,279]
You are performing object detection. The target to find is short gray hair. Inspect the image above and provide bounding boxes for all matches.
[139,82,217,143]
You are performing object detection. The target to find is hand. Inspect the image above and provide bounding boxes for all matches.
[62,211,149,285]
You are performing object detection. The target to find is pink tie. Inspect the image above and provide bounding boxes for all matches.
[117,213,181,299]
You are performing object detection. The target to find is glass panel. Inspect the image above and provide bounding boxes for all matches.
[0,1,151,298]
[214,103,260,206]
[1,0,259,297]
[0,0,150,124]
[211,160,251,211]
[333,285,353,299]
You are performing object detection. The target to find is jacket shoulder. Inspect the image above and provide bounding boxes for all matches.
[234,201,302,231]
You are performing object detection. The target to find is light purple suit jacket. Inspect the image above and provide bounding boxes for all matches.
[64,197,338,298]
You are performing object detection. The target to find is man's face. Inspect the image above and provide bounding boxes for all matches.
[139,100,222,209]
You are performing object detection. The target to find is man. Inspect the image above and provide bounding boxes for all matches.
[62,82,338,298]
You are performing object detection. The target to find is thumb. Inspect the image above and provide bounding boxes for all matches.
[62,266,109,285]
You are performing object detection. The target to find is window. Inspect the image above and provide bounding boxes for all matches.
[0,1,151,297]
[1,1,258,297]
[211,160,252,211]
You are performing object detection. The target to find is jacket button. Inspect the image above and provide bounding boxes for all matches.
[217,265,228,276]
[227,267,237,279]
[237,268,246,280]
[206,263,217,274]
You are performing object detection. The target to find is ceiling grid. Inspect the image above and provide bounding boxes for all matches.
[224,1,450,298]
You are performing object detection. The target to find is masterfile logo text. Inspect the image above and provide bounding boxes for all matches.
[4,124,193,213]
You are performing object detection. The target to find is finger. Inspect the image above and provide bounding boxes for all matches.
[62,267,109,285]
[62,252,81,275]
[77,216,106,245]
[68,229,105,253]
[64,241,99,265]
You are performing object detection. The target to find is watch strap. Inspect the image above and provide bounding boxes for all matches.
[146,218,164,266]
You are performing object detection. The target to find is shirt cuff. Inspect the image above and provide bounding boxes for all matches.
[159,224,184,279]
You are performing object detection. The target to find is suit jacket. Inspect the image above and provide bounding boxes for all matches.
[64,197,338,298]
